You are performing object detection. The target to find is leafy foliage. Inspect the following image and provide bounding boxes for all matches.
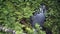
[0,0,60,34]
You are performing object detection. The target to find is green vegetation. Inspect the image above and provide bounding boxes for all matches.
[0,0,60,34]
